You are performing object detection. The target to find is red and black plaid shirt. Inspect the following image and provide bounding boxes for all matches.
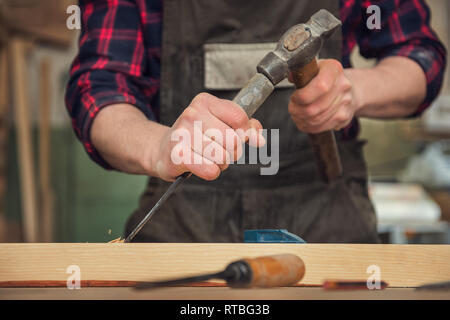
[65,0,447,169]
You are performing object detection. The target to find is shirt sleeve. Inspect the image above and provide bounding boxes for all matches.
[65,0,161,169]
[345,0,447,117]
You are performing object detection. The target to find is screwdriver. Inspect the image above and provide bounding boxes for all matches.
[134,254,305,289]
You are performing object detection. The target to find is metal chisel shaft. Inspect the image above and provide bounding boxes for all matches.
[134,271,226,289]
[124,172,191,242]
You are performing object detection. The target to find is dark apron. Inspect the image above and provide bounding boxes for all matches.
[124,0,380,243]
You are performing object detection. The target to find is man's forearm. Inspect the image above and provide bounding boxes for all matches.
[349,56,427,119]
[91,103,169,176]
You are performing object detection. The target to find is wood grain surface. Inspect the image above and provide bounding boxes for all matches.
[0,244,449,287]
[0,287,449,300]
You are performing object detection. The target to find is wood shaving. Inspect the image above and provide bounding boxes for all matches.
[108,237,125,243]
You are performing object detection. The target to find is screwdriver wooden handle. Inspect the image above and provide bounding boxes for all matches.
[291,58,343,182]
[243,254,305,288]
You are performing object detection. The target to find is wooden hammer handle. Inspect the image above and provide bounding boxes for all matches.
[291,59,343,182]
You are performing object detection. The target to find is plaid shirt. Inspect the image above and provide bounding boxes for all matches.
[66,0,447,168]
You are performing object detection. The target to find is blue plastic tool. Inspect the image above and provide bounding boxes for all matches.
[244,229,306,243]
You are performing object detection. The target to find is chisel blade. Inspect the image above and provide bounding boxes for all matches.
[124,172,192,242]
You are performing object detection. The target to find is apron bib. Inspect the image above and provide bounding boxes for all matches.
[124,0,380,243]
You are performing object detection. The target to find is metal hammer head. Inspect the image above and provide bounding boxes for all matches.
[257,9,341,85]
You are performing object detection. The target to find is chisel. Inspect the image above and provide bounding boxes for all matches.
[134,254,305,289]
[124,172,192,242]
[124,68,274,243]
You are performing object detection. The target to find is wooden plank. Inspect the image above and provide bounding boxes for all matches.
[0,244,448,287]
[0,280,141,288]
[10,38,38,242]
[0,287,449,300]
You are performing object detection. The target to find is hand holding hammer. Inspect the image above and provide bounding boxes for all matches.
[240,9,345,181]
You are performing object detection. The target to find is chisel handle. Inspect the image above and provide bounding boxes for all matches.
[291,58,343,182]
[234,254,305,288]
[232,73,274,118]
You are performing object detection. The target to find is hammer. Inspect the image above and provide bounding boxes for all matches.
[235,9,343,182]
[125,9,342,242]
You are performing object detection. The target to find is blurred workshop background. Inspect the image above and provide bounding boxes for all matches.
[0,0,449,243]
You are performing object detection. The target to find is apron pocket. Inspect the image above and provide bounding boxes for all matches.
[203,42,294,90]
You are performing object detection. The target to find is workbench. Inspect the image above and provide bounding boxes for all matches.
[0,243,449,300]
[1,287,449,300]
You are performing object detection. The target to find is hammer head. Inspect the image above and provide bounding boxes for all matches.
[257,9,341,85]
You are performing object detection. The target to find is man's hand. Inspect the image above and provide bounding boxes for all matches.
[151,93,265,181]
[288,59,360,133]
[288,56,427,131]
[91,93,265,182]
